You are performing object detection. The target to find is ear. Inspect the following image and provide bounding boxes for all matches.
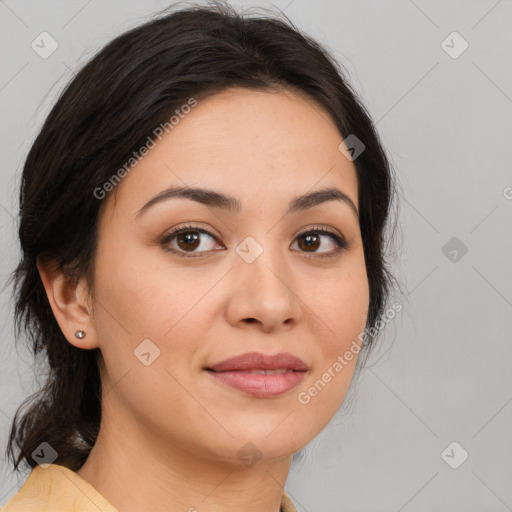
[36,253,99,350]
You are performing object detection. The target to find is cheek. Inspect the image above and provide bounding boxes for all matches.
[90,242,223,411]
[298,257,369,400]
[92,239,212,339]
[295,272,368,422]
[304,257,370,348]
[91,244,208,413]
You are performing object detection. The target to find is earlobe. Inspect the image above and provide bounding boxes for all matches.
[36,254,98,349]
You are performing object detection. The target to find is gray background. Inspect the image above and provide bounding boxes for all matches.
[1,0,511,510]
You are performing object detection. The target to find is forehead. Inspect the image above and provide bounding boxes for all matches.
[103,87,359,219]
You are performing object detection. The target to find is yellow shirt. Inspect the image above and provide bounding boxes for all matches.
[1,463,297,512]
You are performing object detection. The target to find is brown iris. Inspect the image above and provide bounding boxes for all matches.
[298,233,320,252]
[177,231,201,251]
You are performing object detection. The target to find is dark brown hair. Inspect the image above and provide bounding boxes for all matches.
[6,0,399,474]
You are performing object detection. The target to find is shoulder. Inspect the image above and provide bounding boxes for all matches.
[281,490,298,512]
[1,464,117,512]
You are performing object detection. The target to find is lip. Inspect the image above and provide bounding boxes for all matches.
[205,351,309,372]
[204,352,309,398]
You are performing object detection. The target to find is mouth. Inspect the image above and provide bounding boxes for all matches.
[203,352,309,398]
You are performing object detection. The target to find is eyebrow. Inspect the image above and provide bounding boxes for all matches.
[135,185,358,218]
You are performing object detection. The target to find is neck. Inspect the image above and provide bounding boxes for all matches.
[76,411,292,512]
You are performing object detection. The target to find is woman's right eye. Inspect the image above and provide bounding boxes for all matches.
[160,225,224,258]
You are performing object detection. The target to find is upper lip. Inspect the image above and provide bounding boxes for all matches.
[205,351,309,372]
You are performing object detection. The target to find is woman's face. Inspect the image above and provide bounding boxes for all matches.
[84,87,369,464]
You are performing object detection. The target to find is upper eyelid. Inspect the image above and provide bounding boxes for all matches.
[164,224,343,240]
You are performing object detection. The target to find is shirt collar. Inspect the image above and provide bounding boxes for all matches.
[4,463,297,512]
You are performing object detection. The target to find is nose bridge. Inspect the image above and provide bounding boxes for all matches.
[237,233,288,296]
[227,231,300,329]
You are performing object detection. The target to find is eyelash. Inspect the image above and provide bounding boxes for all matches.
[160,224,349,260]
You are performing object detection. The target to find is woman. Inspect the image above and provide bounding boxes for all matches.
[3,1,398,510]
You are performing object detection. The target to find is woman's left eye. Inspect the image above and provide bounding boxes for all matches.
[291,228,349,257]
[160,225,348,258]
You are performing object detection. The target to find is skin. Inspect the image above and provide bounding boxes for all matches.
[38,87,370,512]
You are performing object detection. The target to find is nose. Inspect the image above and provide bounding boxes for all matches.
[224,241,303,333]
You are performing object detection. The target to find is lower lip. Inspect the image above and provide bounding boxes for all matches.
[204,369,307,398]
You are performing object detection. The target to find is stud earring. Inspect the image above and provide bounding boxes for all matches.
[74,330,86,339]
